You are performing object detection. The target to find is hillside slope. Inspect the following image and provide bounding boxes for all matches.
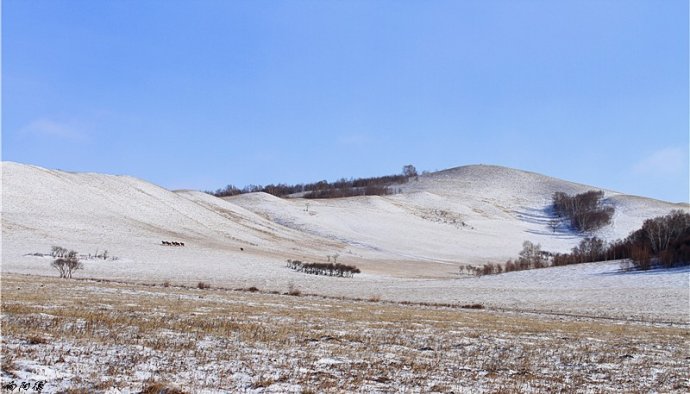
[228,164,684,264]
[2,162,685,278]
[1,162,344,277]
[3,161,688,322]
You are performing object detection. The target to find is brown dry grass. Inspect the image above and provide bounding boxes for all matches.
[1,273,688,392]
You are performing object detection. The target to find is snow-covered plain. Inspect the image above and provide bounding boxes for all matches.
[2,274,688,393]
[1,161,688,322]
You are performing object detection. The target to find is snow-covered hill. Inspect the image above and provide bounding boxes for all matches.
[3,161,688,321]
[228,164,684,265]
[2,161,684,272]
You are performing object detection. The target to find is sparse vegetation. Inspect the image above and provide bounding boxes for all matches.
[368,294,381,302]
[139,382,187,394]
[287,283,301,296]
[1,274,687,393]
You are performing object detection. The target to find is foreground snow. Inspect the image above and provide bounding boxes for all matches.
[2,274,688,393]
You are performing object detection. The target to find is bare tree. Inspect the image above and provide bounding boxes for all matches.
[403,164,418,178]
[642,210,690,255]
[51,245,68,258]
[518,241,546,268]
[51,250,83,279]
[552,190,613,232]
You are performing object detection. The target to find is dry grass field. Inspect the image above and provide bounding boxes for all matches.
[1,273,688,393]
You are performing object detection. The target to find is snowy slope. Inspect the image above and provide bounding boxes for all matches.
[0,162,344,278]
[3,161,688,321]
[228,164,685,264]
[3,161,685,271]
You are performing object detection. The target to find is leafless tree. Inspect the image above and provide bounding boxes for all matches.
[642,210,690,254]
[51,245,68,258]
[518,241,546,268]
[403,164,418,178]
[51,250,83,279]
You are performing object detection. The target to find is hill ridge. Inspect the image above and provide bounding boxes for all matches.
[2,161,685,276]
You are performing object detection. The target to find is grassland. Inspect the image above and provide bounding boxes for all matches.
[1,273,688,393]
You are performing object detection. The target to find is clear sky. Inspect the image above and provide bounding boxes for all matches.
[3,0,688,203]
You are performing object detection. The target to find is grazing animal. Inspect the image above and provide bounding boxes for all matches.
[240,247,244,251]
[180,242,185,247]
[162,241,171,246]
[172,241,180,246]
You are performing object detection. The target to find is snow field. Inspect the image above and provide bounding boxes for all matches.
[2,274,688,393]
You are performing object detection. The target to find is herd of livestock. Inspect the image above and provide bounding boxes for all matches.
[161,241,185,247]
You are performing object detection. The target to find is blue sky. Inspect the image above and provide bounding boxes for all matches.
[3,0,688,203]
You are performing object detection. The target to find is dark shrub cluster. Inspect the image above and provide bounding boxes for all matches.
[552,190,614,232]
[552,237,607,266]
[553,210,690,270]
[286,259,361,278]
[461,241,552,277]
[459,263,503,276]
[209,165,417,199]
[622,209,690,270]
[460,304,485,309]
[303,185,396,199]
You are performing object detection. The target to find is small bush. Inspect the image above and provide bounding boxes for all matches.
[140,382,188,394]
[197,282,211,290]
[26,335,48,345]
[368,294,381,302]
[287,283,301,296]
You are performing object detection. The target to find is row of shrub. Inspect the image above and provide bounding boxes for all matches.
[462,209,690,276]
[303,185,399,199]
[209,165,418,199]
[286,259,361,278]
[552,190,614,232]
[460,241,552,276]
